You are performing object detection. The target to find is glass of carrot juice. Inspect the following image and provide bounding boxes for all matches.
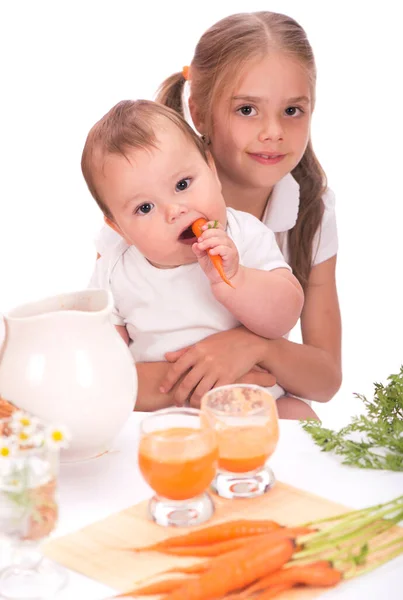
[201,384,279,499]
[138,407,218,527]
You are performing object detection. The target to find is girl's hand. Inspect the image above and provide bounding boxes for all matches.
[160,327,275,407]
[192,221,239,285]
[190,367,275,408]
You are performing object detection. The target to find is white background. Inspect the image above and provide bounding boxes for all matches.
[0,0,402,428]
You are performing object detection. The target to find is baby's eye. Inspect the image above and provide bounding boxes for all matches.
[176,178,191,192]
[237,105,257,117]
[284,106,303,117]
[136,203,154,215]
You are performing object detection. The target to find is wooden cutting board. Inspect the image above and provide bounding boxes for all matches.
[42,482,400,599]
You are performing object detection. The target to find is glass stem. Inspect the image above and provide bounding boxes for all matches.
[11,539,42,570]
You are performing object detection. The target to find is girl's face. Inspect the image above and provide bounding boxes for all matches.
[211,52,312,194]
[96,120,227,269]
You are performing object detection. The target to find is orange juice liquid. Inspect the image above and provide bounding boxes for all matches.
[217,424,279,473]
[138,427,218,500]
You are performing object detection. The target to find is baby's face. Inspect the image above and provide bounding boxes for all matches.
[97,121,227,268]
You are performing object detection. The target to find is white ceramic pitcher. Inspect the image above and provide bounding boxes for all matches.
[0,289,137,462]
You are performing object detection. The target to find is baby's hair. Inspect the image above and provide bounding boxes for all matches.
[157,11,327,288]
[81,99,208,220]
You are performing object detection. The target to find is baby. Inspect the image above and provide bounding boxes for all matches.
[82,100,303,407]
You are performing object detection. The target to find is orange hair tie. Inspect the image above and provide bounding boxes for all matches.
[182,65,190,81]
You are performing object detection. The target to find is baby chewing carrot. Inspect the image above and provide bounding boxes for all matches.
[191,218,234,288]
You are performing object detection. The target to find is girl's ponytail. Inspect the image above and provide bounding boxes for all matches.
[289,141,327,288]
[156,72,186,117]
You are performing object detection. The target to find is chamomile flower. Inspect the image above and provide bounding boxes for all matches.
[0,436,14,458]
[3,476,24,493]
[15,429,34,446]
[45,425,71,450]
[10,411,38,434]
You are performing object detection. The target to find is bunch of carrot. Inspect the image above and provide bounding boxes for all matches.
[110,495,403,599]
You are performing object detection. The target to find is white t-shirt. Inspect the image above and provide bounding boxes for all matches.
[89,208,290,362]
[262,173,338,266]
[94,174,338,267]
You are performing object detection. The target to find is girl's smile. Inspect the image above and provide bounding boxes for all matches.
[247,152,287,166]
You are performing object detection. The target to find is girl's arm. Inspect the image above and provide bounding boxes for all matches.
[212,267,303,339]
[135,362,178,411]
[116,327,276,410]
[136,362,275,410]
[255,256,342,401]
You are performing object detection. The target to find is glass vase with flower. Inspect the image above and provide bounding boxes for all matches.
[0,411,70,599]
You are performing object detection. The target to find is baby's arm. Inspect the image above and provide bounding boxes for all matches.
[212,267,303,339]
[193,220,303,339]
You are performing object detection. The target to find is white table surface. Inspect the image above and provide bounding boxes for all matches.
[5,413,403,599]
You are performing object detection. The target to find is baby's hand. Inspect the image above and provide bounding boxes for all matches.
[192,220,239,286]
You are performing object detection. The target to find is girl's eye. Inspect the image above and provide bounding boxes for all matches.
[236,105,257,117]
[285,106,303,117]
[176,178,191,192]
[136,203,154,215]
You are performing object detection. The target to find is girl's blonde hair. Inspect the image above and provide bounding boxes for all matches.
[81,99,208,220]
[156,11,327,288]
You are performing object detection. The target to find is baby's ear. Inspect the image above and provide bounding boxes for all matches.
[104,215,118,232]
[104,215,123,237]
[104,216,131,245]
[188,95,204,134]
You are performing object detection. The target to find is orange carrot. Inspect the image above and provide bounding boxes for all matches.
[289,564,341,587]
[236,560,337,598]
[132,519,281,551]
[191,218,235,288]
[155,527,314,557]
[164,562,210,575]
[161,536,295,600]
[157,536,258,557]
[159,560,210,575]
[130,562,210,592]
[257,583,293,599]
[252,563,342,599]
[117,576,194,597]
